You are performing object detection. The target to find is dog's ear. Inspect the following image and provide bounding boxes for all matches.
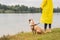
[29,19,31,22]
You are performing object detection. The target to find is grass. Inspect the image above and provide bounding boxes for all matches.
[0,28,60,40]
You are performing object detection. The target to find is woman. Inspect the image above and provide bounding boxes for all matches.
[40,0,53,32]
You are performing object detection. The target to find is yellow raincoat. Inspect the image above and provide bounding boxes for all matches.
[40,0,53,24]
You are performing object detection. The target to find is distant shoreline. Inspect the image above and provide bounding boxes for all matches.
[0,12,60,13]
[0,4,60,13]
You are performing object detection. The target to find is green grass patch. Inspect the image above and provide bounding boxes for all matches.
[0,28,60,40]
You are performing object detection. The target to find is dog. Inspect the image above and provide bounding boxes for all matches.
[29,19,44,34]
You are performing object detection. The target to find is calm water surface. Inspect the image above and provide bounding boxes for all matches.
[0,13,60,36]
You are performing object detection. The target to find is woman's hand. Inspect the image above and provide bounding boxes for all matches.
[40,7,42,13]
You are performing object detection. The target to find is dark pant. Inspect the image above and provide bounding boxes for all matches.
[44,23,51,31]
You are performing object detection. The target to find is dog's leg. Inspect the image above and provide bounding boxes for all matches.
[32,30,34,35]
[34,30,36,34]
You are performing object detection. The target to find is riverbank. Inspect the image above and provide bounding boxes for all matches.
[0,28,60,40]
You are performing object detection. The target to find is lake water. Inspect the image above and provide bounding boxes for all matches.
[0,13,60,36]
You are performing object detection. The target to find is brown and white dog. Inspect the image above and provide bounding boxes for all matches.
[29,19,44,34]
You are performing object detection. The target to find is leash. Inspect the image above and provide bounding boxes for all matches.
[34,23,40,25]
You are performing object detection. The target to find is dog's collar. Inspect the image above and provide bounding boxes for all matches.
[30,24,37,26]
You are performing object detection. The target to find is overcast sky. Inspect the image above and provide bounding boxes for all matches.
[0,0,60,8]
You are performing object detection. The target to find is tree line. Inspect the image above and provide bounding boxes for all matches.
[0,4,60,13]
